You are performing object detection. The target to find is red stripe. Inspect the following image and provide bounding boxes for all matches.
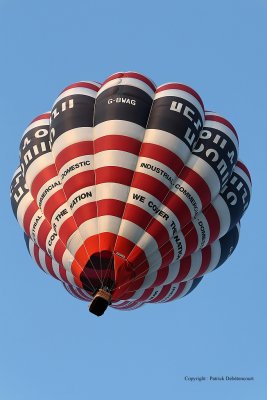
[140,143,184,175]
[97,198,124,218]
[118,275,146,300]
[60,81,100,94]
[132,172,169,202]
[168,281,187,301]
[174,256,192,282]
[30,113,50,124]
[145,217,170,248]
[43,190,67,221]
[65,285,87,300]
[149,285,173,303]
[23,200,38,236]
[58,217,78,245]
[204,205,221,245]
[31,164,58,200]
[182,222,198,257]
[102,71,156,92]
[236,160,252,183]
[205,114,238,141]
[153,268,169,287]
[156,83,204,111]
[33,243,41,270]
[96,166,133,186]
[76,287,92,300]
[37,220,51,251]
[55,141,94,171]
[179,166,212,207]
[116,241,148,272]
[112,300,140,309]
[63,171,95,198]
[53,240,68,266]
[163,190,192,228]
[77,287,93,300]
[195,246,212,278]
[44,253,59,280]
[134,287,154,302]
[94,135,141,155]
[73,202,97,227]
[123,203,154,230]
[160,241,175,267]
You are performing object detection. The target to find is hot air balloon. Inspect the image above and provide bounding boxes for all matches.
[10,72,252,316]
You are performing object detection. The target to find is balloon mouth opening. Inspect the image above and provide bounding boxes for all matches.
[80,251,115,293]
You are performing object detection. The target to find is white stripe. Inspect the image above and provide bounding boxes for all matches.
[127,287,146,301]
[63,271,76,287]
[46,229,61,258]
[94,150,137,170]
[51,204,73,234]
[143,129,191,164]
[179,280,195,298]
[61,250,75,274]
[52,127,93,158]
[36,176,62,210]
[29,210,45,245]
[97,76,155,98]
[28,238,49,273]
[205,240,221,274]
[38,246,51,275]
[192,213,211,250]
[59,155,94,183]
[235,165,252,193]
[67,186,96,212]
[65,230,85,258]
[52,85,99,107]
[182,251,202,281]
[135,270,158,290]
[136,156,177,189]
[11,167,22,180]
[93,120,145,141]
[25,153,54,187]
[77,219,99,242]
[171,179,202,219]
[157,283,181,303]
[96,182,128,202]
[63,284,89,301]
[22,117,50,138]
[165,261,181,285]
[16,192,33,228]
[204,119,239,150]
[146,287,163,302]
[185,154,221,198]
[212,195,231,238]
[51,258,63,280]
[154,88,204,121]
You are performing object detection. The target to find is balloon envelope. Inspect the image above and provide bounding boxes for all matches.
[10,72,252,313]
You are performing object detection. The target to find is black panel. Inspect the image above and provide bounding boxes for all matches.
[147,96,203,150]
[94,85,153,128]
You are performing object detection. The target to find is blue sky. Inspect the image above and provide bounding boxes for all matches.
[1,1,266,399]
